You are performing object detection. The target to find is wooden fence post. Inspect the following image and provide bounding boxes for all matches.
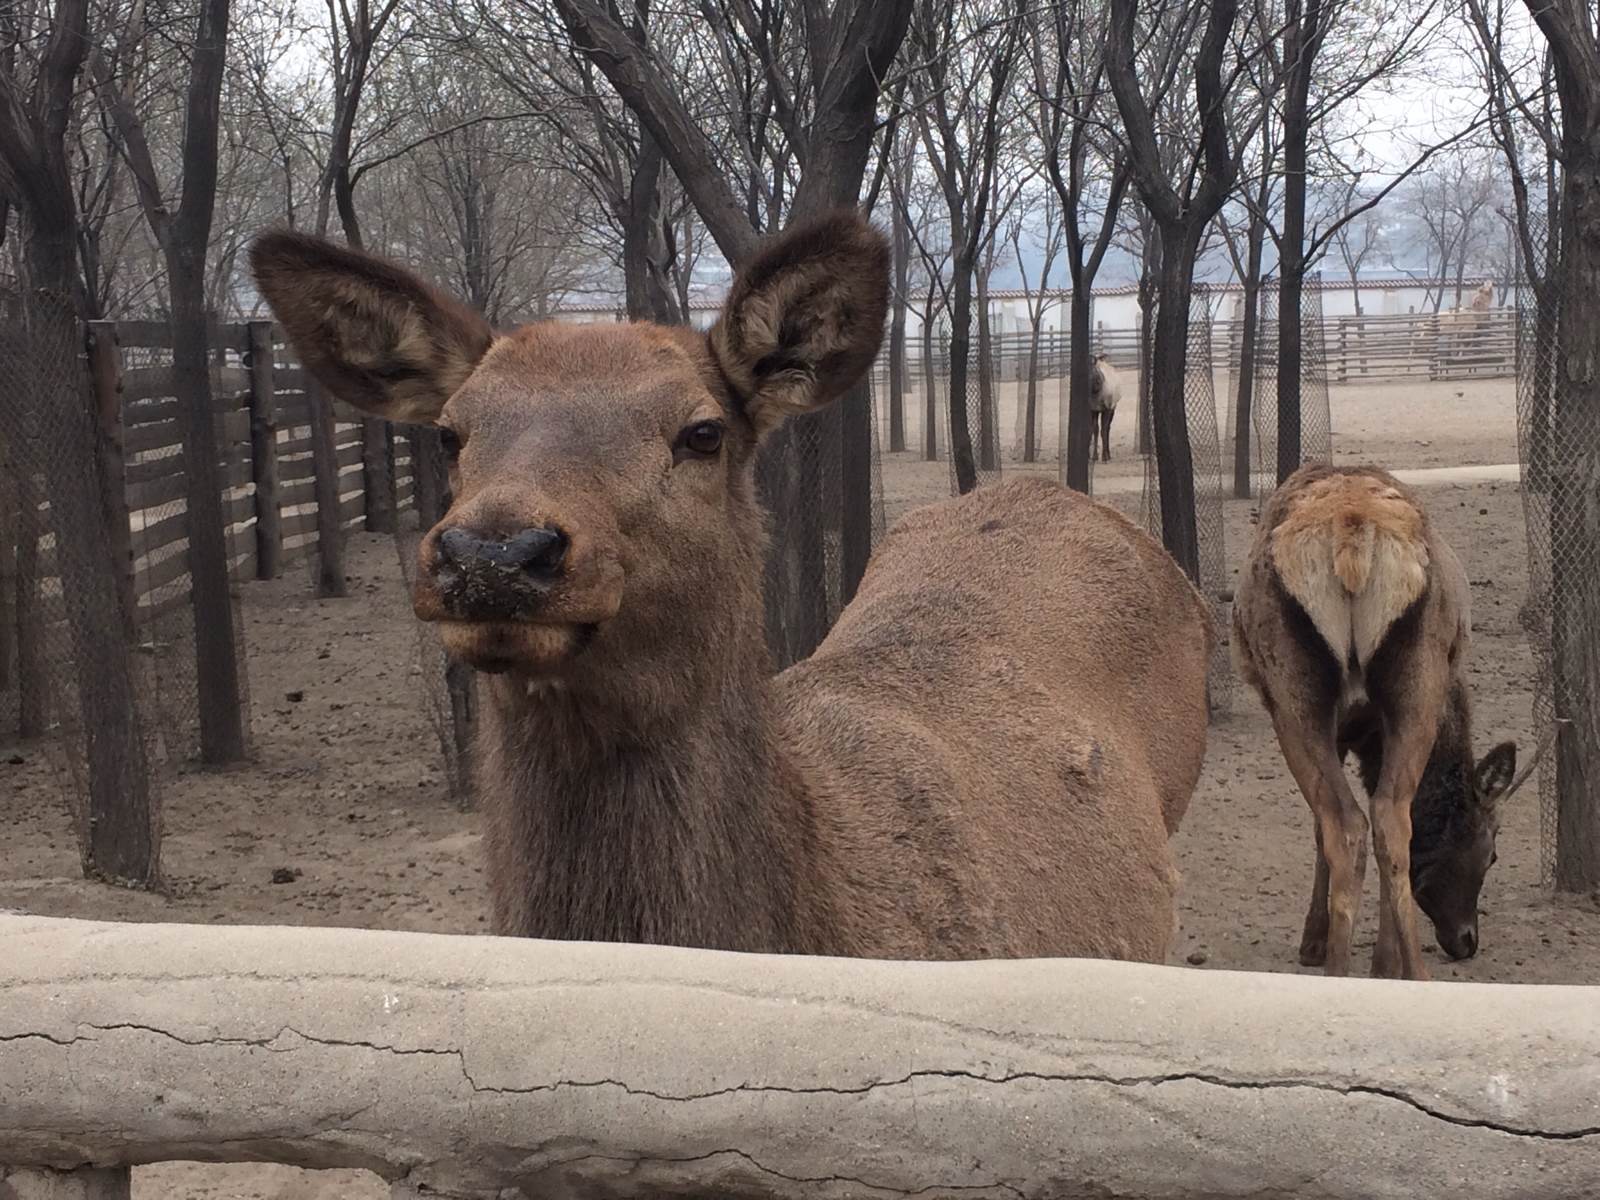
[244,321,281,580]
[361,419,396,534]
[85,322,135,634]
[306,377,347,598]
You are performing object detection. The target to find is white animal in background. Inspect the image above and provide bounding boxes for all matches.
[1089,353,1123,463]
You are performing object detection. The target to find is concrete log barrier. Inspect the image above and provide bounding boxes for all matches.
[0,914,1597,1199]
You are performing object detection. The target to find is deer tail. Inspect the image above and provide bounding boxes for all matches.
[1332,517,1377,595]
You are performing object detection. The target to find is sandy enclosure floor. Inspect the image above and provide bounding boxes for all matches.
[4,374,1598,1200]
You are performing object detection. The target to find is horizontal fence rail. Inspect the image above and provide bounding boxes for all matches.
[1,915,1598,1199]
[912,309,1517,384]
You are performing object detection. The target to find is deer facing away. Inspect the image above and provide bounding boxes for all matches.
[250,211,1214,963]
[1232,464,1518,980]
[1089,353,1122,464]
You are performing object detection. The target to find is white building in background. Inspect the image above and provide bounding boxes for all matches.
[551,274,1509,338]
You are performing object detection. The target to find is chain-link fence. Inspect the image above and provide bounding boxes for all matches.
[1225,277,1334,498]
[1,273,165,885]
[939,332,1003,497]
[1135,289,1232,711]
[116,324,255,769]
[1516,212,1600,890]
[395,424,476,807]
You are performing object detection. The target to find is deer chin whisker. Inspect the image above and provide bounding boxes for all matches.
[437,620,587,675]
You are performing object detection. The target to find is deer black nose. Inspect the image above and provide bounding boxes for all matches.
[439,526,568,580]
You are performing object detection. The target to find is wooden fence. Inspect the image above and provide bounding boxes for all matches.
[106,318,418,623]
[940,308,1518,385]
[3,913,1599,1199]
[1,318,430,753]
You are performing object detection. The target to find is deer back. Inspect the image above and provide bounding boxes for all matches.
[774,478,1213,962]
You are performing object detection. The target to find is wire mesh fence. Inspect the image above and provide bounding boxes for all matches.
[1515,212,1600,890]
[0,274,164,885]
[395,424,476,807]
[116,325,256,768]
[1135,289,1233,712]
[1225,276,1334,498]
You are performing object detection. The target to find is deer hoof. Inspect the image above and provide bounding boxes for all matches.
[1298,938,1327,967]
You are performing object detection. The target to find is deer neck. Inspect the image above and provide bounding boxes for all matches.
[475,649,828,953]
[1410,682,1476,838]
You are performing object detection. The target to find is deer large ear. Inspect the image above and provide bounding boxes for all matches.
[708,209,889,436]
[1475,741,1518,806]
[248,230,493,425]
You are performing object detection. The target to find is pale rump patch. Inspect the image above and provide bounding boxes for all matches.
[1269,473,1430,667]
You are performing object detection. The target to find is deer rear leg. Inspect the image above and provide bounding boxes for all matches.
[1369,698,1445,981]
[1271,712,1369,976]
[1300,823,1331,966]
[1100,410,1113,462]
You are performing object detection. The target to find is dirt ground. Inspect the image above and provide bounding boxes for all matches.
[4,374,1599,1200]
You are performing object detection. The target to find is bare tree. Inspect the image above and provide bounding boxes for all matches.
[1255,0,1460,479]
[1326,179,1386,314]
[1396,146,1501,312]
[94,0,247,763]
[1007,189,1063,464]
[467,0,687,322]
[0,0,158,881]
[315,0,406,246]
[1216,116,1280,498]
[1488,0,1600,889]
[1031,0,1128,490]
[1107,0,1247,580]
[550,0,914,663]
[910,0,1023,493]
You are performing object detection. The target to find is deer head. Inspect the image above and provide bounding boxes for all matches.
[250,212,889,723]
[1409,740,1518,959]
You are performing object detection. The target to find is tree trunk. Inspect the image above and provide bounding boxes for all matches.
[922,307,939,462]
[1137,293,1156,458]
[1023,312,1042,465]
[622,135,679,324]
[10,450,45,738]
[1276,5,1314,486]
[24,233,158,883]
[1149,228,1202,583]
[888,212,909,453]
[1065,287,1093,491]
[168,251,246,763]
[1233,279,1262,498]
[0,461,15,695]
[975,269,997,473]
[1550,145,1600,890]
[947,255,979,494]
[1234,214,1267,498]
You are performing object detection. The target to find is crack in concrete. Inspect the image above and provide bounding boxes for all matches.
[535,1146,1028,1199]
[6,1022,1598,1145]
[459,1066,1600,1143]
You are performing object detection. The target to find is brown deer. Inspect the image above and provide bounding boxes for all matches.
[250,211,1213,963]
[1232,464,1519,980]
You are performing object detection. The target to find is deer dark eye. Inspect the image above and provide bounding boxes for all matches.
[438,427,462,461]
[676,420,724,460]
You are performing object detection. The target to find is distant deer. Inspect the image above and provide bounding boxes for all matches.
[1089,353,1122,463]
[251,211,1213,963]
[1232,464,1519,980]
